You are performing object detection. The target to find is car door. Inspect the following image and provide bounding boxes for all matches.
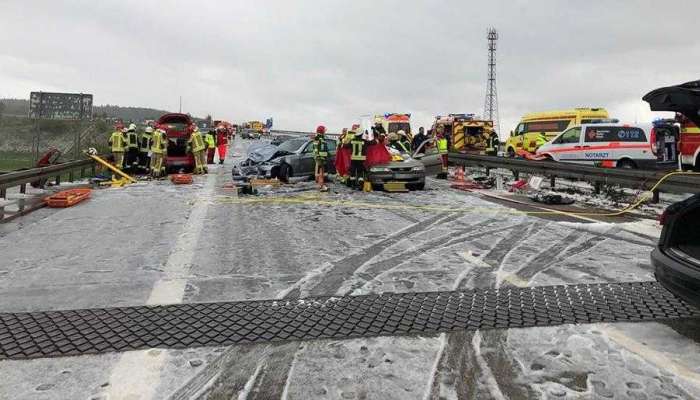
[552,127,584,163]
[297,142,316,175]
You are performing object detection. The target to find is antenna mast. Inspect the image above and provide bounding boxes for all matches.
[483,28,500,137]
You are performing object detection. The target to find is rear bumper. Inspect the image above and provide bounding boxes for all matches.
[166,156,194,167]
[652,247,700,308]
[367,171,425,185]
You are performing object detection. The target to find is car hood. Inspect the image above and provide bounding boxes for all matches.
[371,159,424,169]
[246,144,293,163]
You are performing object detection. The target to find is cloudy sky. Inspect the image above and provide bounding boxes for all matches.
[2,1,699,136]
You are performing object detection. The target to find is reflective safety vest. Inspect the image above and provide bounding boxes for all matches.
[189,131,206,152]
[313,136,328,158]
[127,131,139,149]
[139,132,152,152]
[151,131,164,154]
[205,133,216,149]
[437,138,448,154]
[109,131,126,152]
[350,138,366,161]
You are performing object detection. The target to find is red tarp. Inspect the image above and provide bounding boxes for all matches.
[336,143,393,176]
[335,147,351,176]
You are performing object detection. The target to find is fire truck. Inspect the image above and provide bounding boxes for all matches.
[431,114,494,153]
[643,80,700,169]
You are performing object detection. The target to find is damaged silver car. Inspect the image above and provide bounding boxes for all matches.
[232,137,337,182]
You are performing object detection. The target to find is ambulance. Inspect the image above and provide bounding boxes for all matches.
[505,108,610,156]
[374,113,412,140]
[536,122,678,169]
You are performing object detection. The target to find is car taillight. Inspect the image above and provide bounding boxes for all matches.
[650,127,657,155]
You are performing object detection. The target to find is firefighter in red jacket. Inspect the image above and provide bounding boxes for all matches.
[216,126,228,165]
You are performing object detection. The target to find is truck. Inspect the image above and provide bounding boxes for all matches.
[643,80,700,169]
[156,113,196,171]
[431,114,494,153]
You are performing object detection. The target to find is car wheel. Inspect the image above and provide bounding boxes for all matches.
[617,159,636,169]
[279,163,292,183]
[408,182,425,191]
[507,147,515,158]
[270,166,280,179]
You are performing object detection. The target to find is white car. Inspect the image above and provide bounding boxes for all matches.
[536,122,678,169]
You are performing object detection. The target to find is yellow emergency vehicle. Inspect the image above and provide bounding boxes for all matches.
[249,121,264,134]
[505,108,609,156]
[373,113,412,141]
[431,114,494,153]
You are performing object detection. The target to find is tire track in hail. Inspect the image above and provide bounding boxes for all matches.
[172,211,462,398]
[428,221,541,399]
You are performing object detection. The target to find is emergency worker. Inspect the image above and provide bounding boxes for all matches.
[205,129,216,164]
[125,124,140,171]
[313,125,329,192]
[436,125,449,178]
[108,127,127,170]
[485,130,499,156]
[347,130,368,189]
[216,126,228,164]
[188,126,207,174]
[139,127,153,170]
[412,127,427,152]
[150,128,166,178]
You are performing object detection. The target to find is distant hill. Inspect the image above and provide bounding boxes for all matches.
[0,98,201,122]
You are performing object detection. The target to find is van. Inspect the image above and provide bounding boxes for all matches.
[536,122,678,169]
[505,108,610,156]
[157,113,196,171]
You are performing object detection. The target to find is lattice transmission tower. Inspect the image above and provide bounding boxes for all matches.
[483,28,500,137]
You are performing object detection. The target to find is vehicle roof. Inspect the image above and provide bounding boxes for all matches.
[521,108,608,121]
[157,113,194,124]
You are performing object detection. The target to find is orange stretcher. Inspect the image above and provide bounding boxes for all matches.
[170,174,193,184]
[44,188,92,208]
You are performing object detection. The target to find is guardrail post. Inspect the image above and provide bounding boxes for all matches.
[0,188,5,200]
[652,189,660,204]
[513,170,520,180]
[20,184,26,194]
[69,171,74,182]
[550,176,556,189]
[594,182,601,195]
[55,175,61,186]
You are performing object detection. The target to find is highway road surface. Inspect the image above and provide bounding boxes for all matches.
[1,137,700,400]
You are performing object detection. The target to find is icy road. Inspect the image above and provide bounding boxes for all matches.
[1,138,700,400]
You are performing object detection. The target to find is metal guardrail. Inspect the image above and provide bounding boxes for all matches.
[438,152,700,197]
[0,158,97,222]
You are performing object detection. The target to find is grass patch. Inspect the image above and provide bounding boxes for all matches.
[0,151,33,171]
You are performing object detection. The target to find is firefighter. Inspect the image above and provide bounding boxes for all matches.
[216,126,228,165]
[485,130,499,156]
[150,128,166,178]
[347,130,367,189]
[188,126,207,174]
[108,127,127,170]
[205,129,216,164]
[139,127,153,170]
[388,130,410,153]
[124,123,140,171]
[436,125,449,179]
[313,125,329,192]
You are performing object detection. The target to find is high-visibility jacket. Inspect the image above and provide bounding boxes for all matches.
[126,131,139,149]
[109,131,127,152]
[205,133,216,149]
[390,140,410,153]
[313,135,328,159]
[151,131,164,154]
[139,132,152,152]
[437,137,448,154]
[188,131,206,152]
[350,138,366,161]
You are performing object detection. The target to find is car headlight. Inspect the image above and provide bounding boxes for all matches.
[411,166,425,171]
[370,167,392,172]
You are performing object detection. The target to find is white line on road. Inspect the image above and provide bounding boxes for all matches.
[106,168,219,400]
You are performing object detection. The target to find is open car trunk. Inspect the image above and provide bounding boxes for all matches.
[643,80,700,128]
[669,206,700,261]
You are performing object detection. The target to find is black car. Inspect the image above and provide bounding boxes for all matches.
[652,193,700,308]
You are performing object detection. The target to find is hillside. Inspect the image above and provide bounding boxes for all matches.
[0,98,176,122]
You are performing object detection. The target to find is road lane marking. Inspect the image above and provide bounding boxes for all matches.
[106,169,219,400]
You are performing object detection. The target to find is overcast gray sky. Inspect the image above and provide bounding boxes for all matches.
[2,0,699,135]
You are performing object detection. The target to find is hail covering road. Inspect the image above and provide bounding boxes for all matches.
[1,137,700,400]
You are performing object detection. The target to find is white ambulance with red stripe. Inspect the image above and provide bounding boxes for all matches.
[536,122,678,169]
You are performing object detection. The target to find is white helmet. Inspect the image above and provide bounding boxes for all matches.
[398,130,406,136]
[121,128,128,133]
[145,127,154,133]
[158,128,166,134]
[128,123,137,131]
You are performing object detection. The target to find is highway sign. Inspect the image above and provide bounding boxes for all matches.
[29,92,93,120]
